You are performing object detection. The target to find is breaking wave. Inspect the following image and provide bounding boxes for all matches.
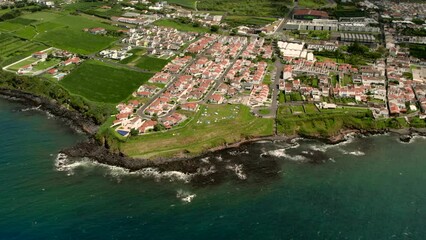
[226,164,247,180]
[265,149,308,162]
[176,189,196,203]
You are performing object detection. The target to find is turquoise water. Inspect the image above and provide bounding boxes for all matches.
[2,97,426,239]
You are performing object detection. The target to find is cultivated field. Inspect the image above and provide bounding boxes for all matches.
[0,34,46,67]
[60,60,153,103]
[122,104,274,159]
[135,56,169,72]
[153,19,210,33]
[0,11,119,55]
[197,0,292,17]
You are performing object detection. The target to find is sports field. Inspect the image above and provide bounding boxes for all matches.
[60,60,153,103]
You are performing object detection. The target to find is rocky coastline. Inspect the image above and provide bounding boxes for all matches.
[2,88,426,172]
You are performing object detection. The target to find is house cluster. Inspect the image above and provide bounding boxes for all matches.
[186,34,218,54]
[83,27,107,35]
[122,26,196,57]
[168,11,224,27]
[99,47,133,60]
[278,41,315,61]
[241,37,273,60]
[378,1,426,20]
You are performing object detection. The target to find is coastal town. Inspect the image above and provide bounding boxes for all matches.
[0,0,426,156]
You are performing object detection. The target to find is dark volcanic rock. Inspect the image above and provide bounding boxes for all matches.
[399,134,412,143]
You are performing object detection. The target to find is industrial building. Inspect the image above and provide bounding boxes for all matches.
[340,33,376,43]
[284,19,338,31]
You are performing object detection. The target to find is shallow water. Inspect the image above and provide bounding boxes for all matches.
[1,98,426,239]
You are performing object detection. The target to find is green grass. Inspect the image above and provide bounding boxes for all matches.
[0,35,47,67]
[198,0,291,17]
[7,57,38,71]
[298,0,329,8]
[224,15,276,27]
[14,26,38,39]
[0,22,25,32]
[166,0,197,8]
[153,19,210,33]
[135,56,169,72]
[60,60,153,103]
[121,104,274,159]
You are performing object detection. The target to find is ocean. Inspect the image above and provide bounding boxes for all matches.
[1,97,426,240]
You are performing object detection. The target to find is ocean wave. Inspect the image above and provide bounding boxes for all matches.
[54,154,196,183]
[339,149,365,156]
[228,149,249,156]
[265,149,308,162]
[226,164,247,180]
[200,157,210,164]
[20,105,41,112]
[176,189,196,203]
[309,134,357,152]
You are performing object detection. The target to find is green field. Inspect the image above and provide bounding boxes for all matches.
[135,56,169,72]
[198,0,291,17]
[153,19,210,33]
[298,0,330,8]
[166,0,197,9]
[0,11,119,55]
[60,60,153,103]
[224,15,276,27]
[121,104,274,159]
[0,34,47,67]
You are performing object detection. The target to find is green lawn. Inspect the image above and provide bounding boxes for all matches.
[166,0,197,8]
[7,57,38,71]
[224,15,276,27]
[198,0,291,17]
[153,19,210,33]
[298,0,329,8]
[60,60,153,103]
[121,104,274,159]
[0,35,46,67]
[135,56,169,72]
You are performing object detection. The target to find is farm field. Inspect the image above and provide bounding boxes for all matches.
[60,60,153,103]
[197,0,291,17]
[121,104,274,159]
[166,0,196,9]
[298,0,329,8]
[224,15,277,27]
[0,34,46,67]
[153,19,210,33]
[135,56,169,72]
[0,11,119,55]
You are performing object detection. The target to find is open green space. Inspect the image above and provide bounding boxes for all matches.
[298,0,329,8]
[0,11,120,55]
[119,104,274,159]
[153,19,210,33]
[60,60,153,103]
[7,57,38,71]
[224,15,276,27]
[135,56,169,72]
[0,34,47,67]
[162,0,196,9]
[198,0,291,17]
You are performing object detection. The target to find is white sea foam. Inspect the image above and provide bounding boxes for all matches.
[21,105,41,112]
[226,164,247,180]
[339,149,365,156]
[215,155,223,161]
[176,189,196,203]
[54,154,196,183]
[265,149,308,162]
[228,149,249,156]
[200,157,210,164]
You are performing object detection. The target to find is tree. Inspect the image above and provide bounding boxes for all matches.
[154,123,166,132]
[210,25,219,32]
[130,128,139,136]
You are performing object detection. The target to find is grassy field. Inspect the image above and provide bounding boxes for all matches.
[135,56,169,72]
[153,19,210,33]
[0,11,120,55]
[60,60,153,103]
[198,0,291,17]
[121,104,274,159]
[163,0,196,9]
[298,0,329,8]
[276,105,384,137]
[224,15,276,27]
[0,34,47,66]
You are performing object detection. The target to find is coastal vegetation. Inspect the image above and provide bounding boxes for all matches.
[0,69,113,124]
[60,60,153,103]
[112,104,274,159]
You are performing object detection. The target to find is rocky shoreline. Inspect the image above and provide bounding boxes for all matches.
[2,88,426,172]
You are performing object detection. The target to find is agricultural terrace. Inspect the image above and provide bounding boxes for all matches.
[166,0,197,9]
[0,11,119,55]
[224,16,277,27]
[60,60,153,103]
[121,104,274,159]
[0,33,46,67]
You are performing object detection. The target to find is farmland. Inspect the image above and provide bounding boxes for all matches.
[0,11,119,55]
[166,0,197,9]
[224,15,277,27]
[197,0,291,17]
[135,56,169,72]
[60,60,153,103]
[153,19,210,33]
[121,104,274,159]
[0,34,46,67]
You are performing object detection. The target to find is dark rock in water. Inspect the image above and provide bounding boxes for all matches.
[399,134,412,143]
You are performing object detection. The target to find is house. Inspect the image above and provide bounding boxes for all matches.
[138,120,157,133]
[63,57,81,66]
[209,94,224,104]
[47,68,58,75]
[87,27,107,35]
[32,51,48,60]
[18,64,33,74]
[181,102,199,111]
